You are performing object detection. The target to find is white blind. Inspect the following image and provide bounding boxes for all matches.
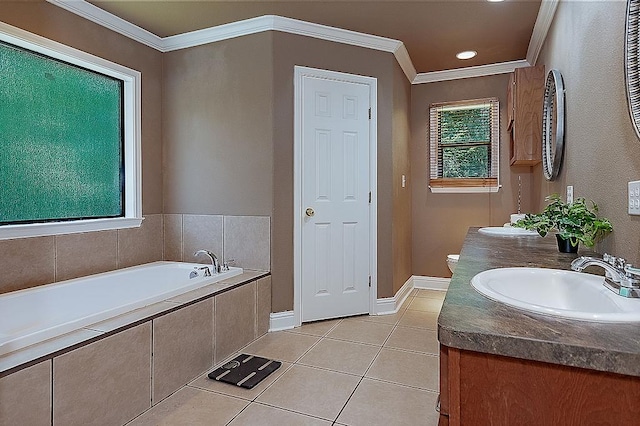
[429,98,500,188]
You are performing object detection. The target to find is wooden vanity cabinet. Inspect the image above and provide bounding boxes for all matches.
[438,344,640,426]
[508,65,545,166]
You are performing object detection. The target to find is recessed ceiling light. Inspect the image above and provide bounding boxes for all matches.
[487,0,505,2]
[456,50,477,60]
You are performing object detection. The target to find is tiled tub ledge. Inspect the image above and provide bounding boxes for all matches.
[0,269,271,426]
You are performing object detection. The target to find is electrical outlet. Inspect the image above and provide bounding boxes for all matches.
[566,186,574,204]
[629,181,640,215]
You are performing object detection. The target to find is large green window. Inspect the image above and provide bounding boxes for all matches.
[0,24,141,239]
[429,98,500,192]
[0,41,124,225]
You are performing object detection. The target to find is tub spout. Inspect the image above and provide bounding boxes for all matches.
[194,250,220,273]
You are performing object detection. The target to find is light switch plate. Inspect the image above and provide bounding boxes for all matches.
[629,181,640,215]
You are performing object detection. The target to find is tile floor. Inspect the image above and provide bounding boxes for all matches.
[126,289,444,426]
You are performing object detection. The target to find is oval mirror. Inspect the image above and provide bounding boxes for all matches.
[625,0,640,139]
[542,69,565,181]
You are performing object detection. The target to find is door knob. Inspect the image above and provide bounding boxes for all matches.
[305,208,315,217]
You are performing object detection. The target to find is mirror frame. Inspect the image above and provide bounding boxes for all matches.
[626,0,640,140]
[542,69,566,181]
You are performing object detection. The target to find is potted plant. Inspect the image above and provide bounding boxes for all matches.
[514,194,613,253]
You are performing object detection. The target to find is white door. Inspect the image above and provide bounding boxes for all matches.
[299,71,372,322]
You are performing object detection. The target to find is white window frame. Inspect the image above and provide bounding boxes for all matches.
[428,98,500,194]
[0,22,142,240]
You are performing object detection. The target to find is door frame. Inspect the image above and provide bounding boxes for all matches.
[293,65,378,327]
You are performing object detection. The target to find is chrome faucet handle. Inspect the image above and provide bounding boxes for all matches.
[196,266,212,277]
[625,264,640,278]
[222,259,235,271]
[603,253,617,266]
[615,257,627,270]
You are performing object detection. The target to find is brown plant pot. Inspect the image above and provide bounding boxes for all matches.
[556,234,579,253]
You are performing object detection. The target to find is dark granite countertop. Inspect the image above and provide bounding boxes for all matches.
[437,228,640,377]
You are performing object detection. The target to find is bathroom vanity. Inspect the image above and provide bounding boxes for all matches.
[438,229,640,425]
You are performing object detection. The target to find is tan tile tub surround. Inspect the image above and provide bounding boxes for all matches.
[0,213,270,296]
[53,323,153,426]
[152,298,214,403]
[1,271,270,426]
[162,214,271,272]
[0,360,51,426]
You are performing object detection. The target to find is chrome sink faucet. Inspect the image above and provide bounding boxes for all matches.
[194,249,220,274]
[571,254,640,298]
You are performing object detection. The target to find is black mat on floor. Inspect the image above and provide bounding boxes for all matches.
[208,354,282,389]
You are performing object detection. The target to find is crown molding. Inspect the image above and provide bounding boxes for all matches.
[413,60,531,84]
[47,0,552,85]
[526,0,560,65]
[162,15,275,52]
[270,15,417,82]
[272,15,400,53]
[393,43,418,83]
[46,0,164,50]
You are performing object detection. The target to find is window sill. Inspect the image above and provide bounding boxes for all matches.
[429,186,501,194]
[0,217,144,240]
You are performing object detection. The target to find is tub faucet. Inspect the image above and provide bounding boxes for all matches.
[571,254,640,298]
[194,250,220,273]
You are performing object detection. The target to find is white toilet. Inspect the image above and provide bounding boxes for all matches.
[446,254,459,273]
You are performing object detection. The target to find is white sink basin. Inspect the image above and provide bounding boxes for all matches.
[478,227,539,237]
[471,267,640,322]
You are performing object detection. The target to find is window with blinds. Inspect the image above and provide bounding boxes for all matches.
[429,98,500,192]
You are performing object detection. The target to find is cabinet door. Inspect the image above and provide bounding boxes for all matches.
[509,65,545,165]
[507,72,515,131]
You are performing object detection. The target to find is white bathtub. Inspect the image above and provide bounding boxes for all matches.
[0,262,242,357]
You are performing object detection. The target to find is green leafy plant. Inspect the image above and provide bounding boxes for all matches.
[514,194,613,247]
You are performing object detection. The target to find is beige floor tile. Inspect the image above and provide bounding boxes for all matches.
[188,361,292,401]
[288,318,342,337]
[327,319,393,346]
[384,326,439,355]
[256,365,360,421]
[336,378,439,426]
[228,402,332,425]
[127,387,248,426]
[406,297,444,313]
[366,348,439,391]
[298,338,380,376]
[398,309,440,330]
[412,289,447,300]
[242,331,320,362]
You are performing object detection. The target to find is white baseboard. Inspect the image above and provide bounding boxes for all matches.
[375,276,413,315]
[412,275,450,290]
[270,275,449,330]
[374,275,449,315]
[269,310,295,331]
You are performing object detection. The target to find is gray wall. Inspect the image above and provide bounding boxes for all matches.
[392,61,413,293]
[411,74,534,278]
[534,0,640,262]
[162,33,274,216]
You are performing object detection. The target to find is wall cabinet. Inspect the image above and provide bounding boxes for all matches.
[507,65,545,165]
[438,345,640,425]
